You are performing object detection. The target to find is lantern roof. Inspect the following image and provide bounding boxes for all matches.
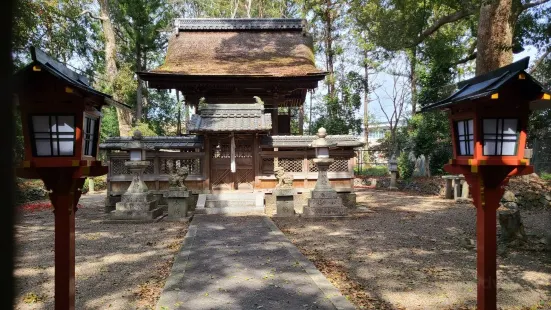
[422,57,551,112]
[14,46,131,110]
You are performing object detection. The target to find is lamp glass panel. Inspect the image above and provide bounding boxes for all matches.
[502,142,516,155]
[456,119,474,156]
[503,119,517,134]
[32,116,49,132]
[130,150,142,161]
[83,116,98,156]
[35,140,52,156]
[317,148,329,158]
[31,115,75,157]
[483,118,518,156]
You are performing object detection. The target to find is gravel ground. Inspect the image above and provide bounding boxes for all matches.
[14,191,188,310]
[274,190,551,310]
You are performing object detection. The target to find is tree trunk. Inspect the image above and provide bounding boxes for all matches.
[409,47,417,115]
[135,43,143,121]
[324,1,335,97]
[363,49,369,149]
[97,0,132,136]
[476,0,513,75]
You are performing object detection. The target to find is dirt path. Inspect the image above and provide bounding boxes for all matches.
[14,192,188,309]
[274,190,551,310]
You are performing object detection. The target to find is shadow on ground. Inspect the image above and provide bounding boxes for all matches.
[14,193,187,310]
[274,190,551,310]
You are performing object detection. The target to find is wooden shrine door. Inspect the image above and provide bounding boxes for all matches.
[210,135,254,191]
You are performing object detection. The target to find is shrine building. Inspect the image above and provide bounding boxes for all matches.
[100,18,363,210]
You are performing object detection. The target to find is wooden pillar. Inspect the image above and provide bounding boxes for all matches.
[476,189,498,310]
[303,150,308,188]
[298,106,304,135]
[459,167,513,310]
[272,96,279,135]
[203,135,210,191]
[253,133,260,189]
[42,171,84,310]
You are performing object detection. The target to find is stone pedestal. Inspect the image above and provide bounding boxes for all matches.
[389,171,398,190]
[304,158,348,218]
[112,161,161,221]
[164,189,190,220]
[273,188,296,217]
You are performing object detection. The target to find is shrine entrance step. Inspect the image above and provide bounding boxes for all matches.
[195,193,265,215]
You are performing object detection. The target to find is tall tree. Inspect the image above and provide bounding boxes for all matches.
[84,0,134,136]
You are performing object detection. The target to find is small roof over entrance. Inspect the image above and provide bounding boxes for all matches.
[189,103,272,133]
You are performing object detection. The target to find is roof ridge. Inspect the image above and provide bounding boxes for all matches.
[175,18,305,31]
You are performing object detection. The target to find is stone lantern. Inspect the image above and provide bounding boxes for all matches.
[421,58,551,310]
[388,156,398,190]
[112,130,161,221]
[303,128,348,218]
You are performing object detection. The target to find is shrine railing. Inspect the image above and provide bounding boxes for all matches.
[258,149,354,179]
[106,150,205,194]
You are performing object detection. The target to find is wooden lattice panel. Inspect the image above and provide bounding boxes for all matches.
[236,169,254,190]
[308,159,318,172]
[160,158,201,175]
[111,158,154,175]
[111,158,129,175]
[309,158,349,172]
[277,158,303,172]
[328,157,349,172]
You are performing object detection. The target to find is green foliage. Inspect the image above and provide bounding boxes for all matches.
[397,151,415,180]
[132,122,158,136]
[540,172,551,182]
[15,178,47,204]
[429,143,453,175]
[100,106,120,142]
[82,175,108,194]
[312,71,363,135]
[355,165,388,177]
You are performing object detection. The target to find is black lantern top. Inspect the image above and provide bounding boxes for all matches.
[422,57,551,112]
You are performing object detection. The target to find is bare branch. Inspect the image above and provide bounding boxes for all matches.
[453,51,477,65]
[80,10,106,21]
[409,9,475,47]
[522,0,551,10]
[529,47,551,73]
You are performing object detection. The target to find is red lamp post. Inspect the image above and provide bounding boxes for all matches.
[13,47,130,310]
[422,57,551,310]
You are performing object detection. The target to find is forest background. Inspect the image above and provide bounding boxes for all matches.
[11,0,551,177]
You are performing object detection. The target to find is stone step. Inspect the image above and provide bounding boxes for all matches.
[196,192,265,215]
[195,206,265,215]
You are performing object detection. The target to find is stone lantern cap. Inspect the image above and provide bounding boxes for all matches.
[309,127,336,148]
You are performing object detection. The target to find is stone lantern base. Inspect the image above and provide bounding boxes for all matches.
[303,190,348,218]
[111,161,162,221]
[113,192,162,220]
[303,158,348,218]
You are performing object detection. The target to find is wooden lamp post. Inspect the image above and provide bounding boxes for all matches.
[421,58,551,310]
[13,47,130,310]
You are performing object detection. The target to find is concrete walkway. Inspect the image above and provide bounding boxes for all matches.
[157,215,355,310]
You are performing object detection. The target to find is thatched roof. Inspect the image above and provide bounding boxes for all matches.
[149,19,324,77]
